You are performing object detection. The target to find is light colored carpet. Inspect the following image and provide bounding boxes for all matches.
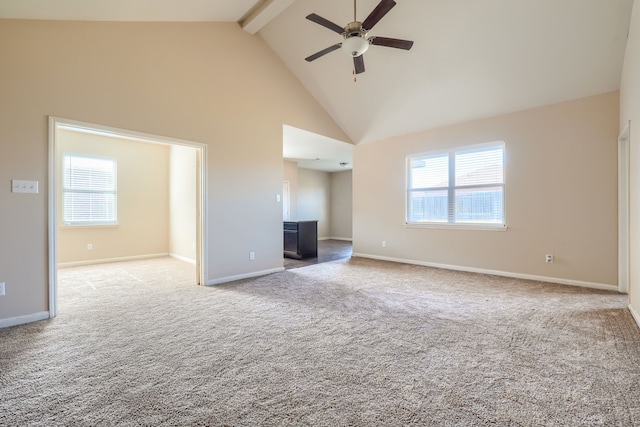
[1,256,639,426]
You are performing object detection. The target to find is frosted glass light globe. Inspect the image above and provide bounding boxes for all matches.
[342,36,369,57]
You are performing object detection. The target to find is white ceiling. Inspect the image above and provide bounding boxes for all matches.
[260,0,634,144]
[0,0,634,170]
[283,126,353,172]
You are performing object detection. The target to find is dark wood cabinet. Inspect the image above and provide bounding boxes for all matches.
[284,221,318,259]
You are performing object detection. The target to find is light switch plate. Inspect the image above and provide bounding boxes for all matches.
[12,180,38,194]
[0,282,5,296]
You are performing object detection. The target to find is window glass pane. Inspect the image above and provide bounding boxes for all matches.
[454,186,503,224]
[64,192,116,223]
[410,154,448,189]
[408,190,448,222]
[455,147,503,187]
[63,156,116,191]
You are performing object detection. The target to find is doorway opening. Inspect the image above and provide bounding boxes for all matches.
[48,117,208,317]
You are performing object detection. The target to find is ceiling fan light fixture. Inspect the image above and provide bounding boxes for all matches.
[342,36,369,57]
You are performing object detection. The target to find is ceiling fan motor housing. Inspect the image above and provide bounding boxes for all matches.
[344,21,367,36]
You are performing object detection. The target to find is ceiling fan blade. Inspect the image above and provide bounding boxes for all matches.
[354,55,365,74]
[362,0,397,31]
[305,43,342,62]
[306,13,344,35]
[370,36,414,50]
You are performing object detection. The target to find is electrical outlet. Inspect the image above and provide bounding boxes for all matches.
[87,243,93,251]
[382,241,387,248]
[250,252,255,260]
[0,282,5,296]
[545,254,554,263]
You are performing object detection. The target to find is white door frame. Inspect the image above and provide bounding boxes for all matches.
[282,181,290,220]
[618,121,630,294]
[48,116,208,317]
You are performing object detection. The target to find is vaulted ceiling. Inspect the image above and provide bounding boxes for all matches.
[0,0,634,166]
[260,0,633,145]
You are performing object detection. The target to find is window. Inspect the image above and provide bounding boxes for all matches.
[407,142,505,227]
[62,154,117,225]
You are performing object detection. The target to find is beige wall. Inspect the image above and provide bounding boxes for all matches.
[297,169,330,239]
[169,144,197,263]
[330,170,353,240]
[57,129,170,264]
[353,92,619,286]
[621,1,640,322]
[0,20,350,323]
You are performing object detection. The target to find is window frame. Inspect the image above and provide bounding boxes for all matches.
[62,153,118,227]
[405,141,506,230]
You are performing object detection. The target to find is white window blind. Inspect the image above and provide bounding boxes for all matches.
[407,142,505,227]
[63,154,117,225]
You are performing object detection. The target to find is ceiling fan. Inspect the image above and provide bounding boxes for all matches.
[304,0,414,75]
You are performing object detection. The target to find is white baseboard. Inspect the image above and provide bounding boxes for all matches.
[0,311,50,329]
[351,253,618,292]
[58,253,169,268]
[629,303,640,329]
[318,237,352,241]
[169,253,196,265]
[207,267,285,286]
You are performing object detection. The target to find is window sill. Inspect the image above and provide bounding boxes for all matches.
[61,223,119,229]
[405,222,508,231]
